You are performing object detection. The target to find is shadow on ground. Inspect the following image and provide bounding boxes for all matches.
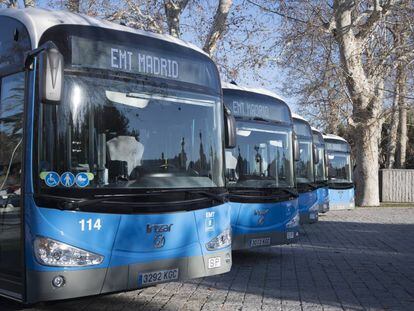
[1,216,413,310]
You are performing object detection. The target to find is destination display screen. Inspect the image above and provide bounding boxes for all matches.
[70,36,219,90]
[293,119,312,138]
[223,89,291,124]
[325,140,350,152]
[312,131,324,145]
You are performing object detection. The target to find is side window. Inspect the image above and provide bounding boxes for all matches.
[0,72,25,198]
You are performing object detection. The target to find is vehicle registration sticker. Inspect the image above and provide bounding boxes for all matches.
[250,237,271,247]
[287,231,295,239]
[139,268,179,285]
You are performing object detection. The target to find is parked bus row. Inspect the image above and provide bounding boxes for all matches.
[0,8,354,303]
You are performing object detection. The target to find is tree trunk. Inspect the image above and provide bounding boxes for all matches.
[353,120,381,206]
[164,0,189,38]
[397,68,408,168]
[334,0,382,206]
[387,67,401,168]
[203,0,233,55]
[66,0,80,13]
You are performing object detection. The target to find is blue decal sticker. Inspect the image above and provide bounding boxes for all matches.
[75,173,90,188]
[45,172,60,187]
[61,172,75,187]
[205,211,215,232]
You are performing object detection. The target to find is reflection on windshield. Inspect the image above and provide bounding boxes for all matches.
[314,147,327,182]
[38,75,224,189]
[226,121,294,188]
[327,152,352,183]
[296,141,313,183]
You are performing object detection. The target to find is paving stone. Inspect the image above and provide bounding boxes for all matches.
[1,207,413,311]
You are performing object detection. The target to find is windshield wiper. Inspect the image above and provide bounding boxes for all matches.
[36,190,227,211]
[279,187,299,197]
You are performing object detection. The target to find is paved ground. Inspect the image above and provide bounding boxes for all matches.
[1,207,414,311]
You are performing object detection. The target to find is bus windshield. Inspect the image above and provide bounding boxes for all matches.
[327,152,352,183]
[225,121,294,189]
[37,74,224,190]
[325,139,352,184]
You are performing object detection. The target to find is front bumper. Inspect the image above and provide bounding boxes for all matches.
[299,211,318,224]
[232,230,299,251]
[318,202,330,213]
[26,250,231,303]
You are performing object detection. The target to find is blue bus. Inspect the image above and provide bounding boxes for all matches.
[323,134,355,210]
[292,114,318,224]
[312,128,329,213]
[222,83,300,250]
[0,8,236,303]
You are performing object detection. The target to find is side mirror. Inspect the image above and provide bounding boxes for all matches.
[39,48,64,104]
[224,106,237,149]
[293,133,300,161]
[313,144,320,164]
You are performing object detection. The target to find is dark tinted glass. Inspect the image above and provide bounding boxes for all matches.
[0,72,24,280]
[0,17,31,71]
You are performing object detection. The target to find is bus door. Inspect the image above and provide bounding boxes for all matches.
[0,72,25,300]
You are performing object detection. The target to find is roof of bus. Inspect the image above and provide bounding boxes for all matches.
[311,126,322,134]
[222,82,285,102]
[291,112,308,123]
[323,133,349,143]
[0,8,206,56]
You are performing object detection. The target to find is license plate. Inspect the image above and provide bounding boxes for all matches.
[287,231,295,239]
[208,256,221,269]
[250,237,271,247]
[139,268,179,285]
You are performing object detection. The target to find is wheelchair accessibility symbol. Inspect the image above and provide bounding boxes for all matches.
[45,172,60,187]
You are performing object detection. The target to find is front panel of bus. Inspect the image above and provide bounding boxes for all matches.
[312,131,329,213]
[293,119,318,224]
[16,25,233,303]
[223,89,299,250]
[325,139,355,210]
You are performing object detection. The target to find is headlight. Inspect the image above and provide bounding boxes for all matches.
[286,213,300,228]
[34,237,104,267]
[206,228,231,251]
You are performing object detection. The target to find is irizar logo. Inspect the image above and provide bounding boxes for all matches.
[146,224,173,233]
[254,209,269,225]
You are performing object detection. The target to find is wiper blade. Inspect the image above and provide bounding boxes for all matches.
[36,190,228,211]
[279,187,299,197]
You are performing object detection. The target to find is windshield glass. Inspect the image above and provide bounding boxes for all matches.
[225,121,294,188]
[327,152,352,183]
[37,74,224,190]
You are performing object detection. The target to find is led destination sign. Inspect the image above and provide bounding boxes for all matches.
[70,36,218,89]
[223,89,291,124]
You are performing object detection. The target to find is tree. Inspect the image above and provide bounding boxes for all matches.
[248,0,414,206]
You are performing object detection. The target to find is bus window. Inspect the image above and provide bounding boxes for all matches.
[0,72,24,280]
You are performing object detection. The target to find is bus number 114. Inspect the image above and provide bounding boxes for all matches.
[79,219,102,231]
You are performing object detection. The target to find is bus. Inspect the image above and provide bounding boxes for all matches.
[311,127,329,213]
[222,83,300,250]
[0,8,236,303]
[292,114,319,223]
[323,134,355,210]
